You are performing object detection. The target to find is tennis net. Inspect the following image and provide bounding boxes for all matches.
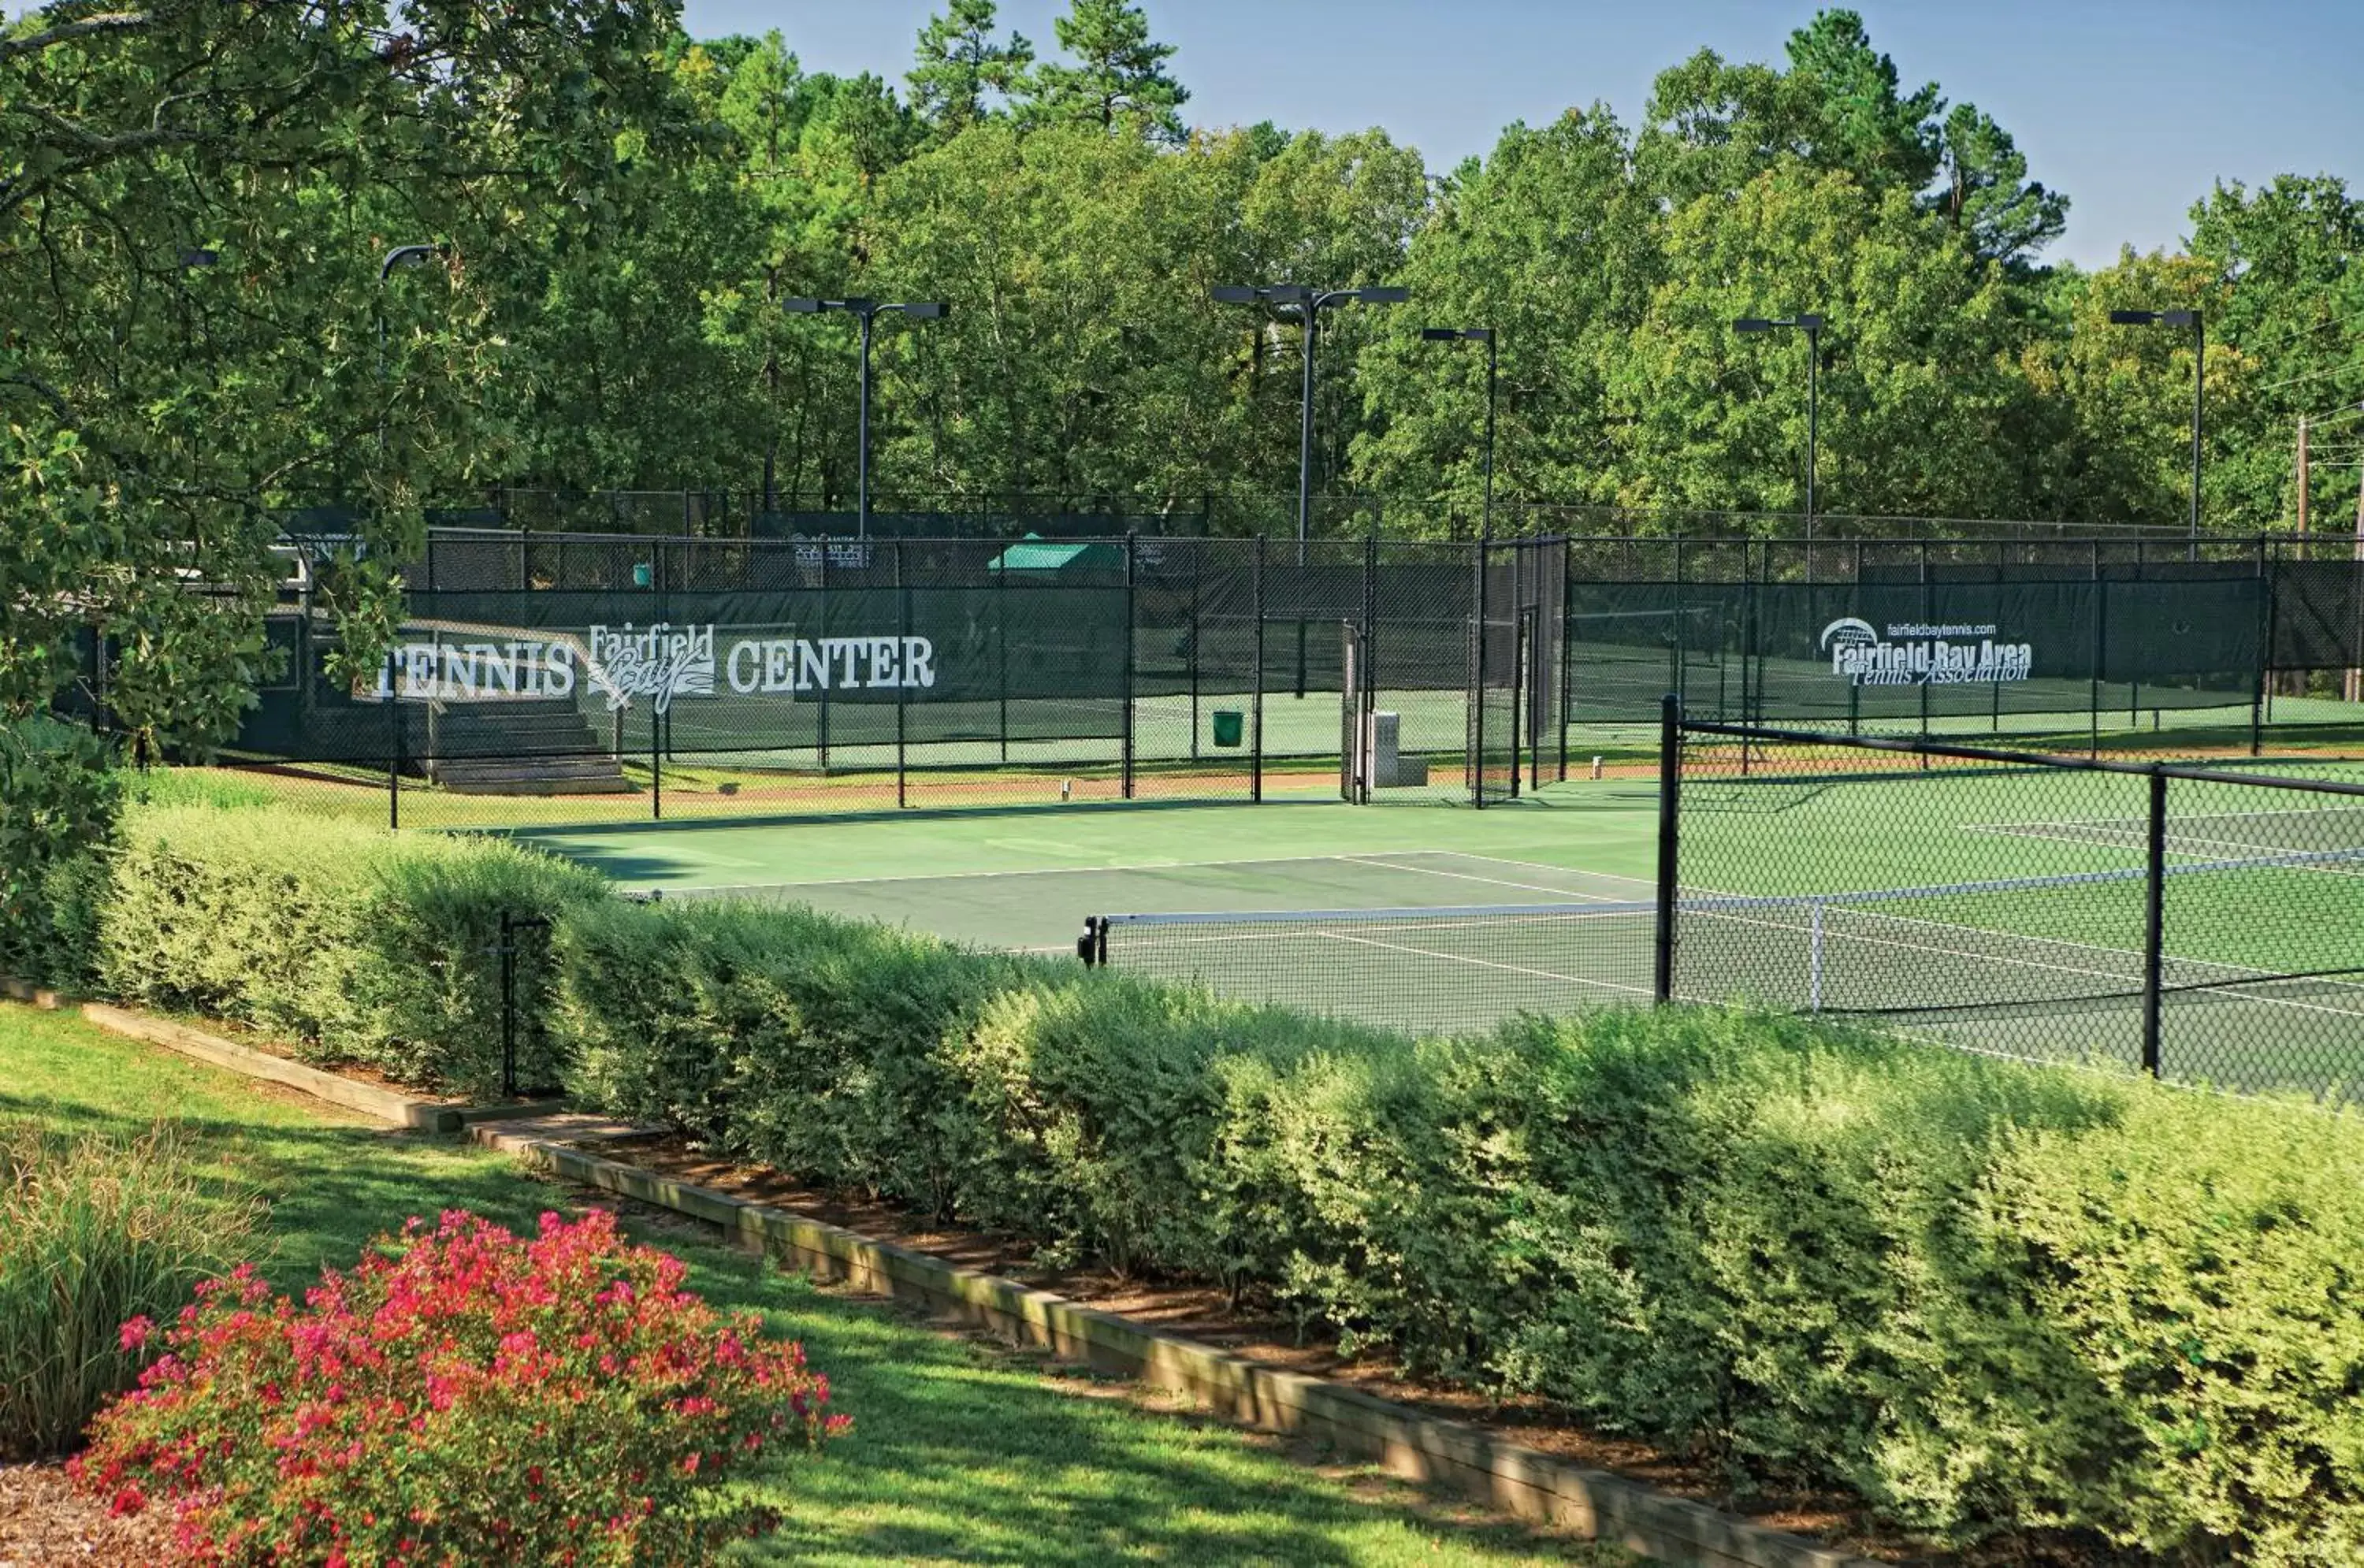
[1080,844,2364,1054]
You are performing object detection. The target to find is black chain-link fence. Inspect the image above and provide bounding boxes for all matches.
[1660,706,2364,1098]
[116,527,2364,833]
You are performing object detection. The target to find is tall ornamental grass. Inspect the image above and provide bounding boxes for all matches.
[0,1124,255,1459]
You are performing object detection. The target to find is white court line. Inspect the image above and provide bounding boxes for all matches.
[1425,850,1660,892]
[653,847,1654,899]
[1311,929,1654,998]
[1694,905,2364,1022]
[1966,822,2364,876]
[1340,855,1622,902]
[648,850,1446,895]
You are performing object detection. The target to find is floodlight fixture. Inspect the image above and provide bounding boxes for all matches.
[1731,313,1827,539]
[2109,307,2207,545]
[780,297,953,537]
[1418,325,1500,537]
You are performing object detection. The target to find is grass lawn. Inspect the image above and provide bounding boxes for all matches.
[0,1001,1619,1566]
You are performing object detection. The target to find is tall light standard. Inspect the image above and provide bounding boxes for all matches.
[377,243,442,463]
[1420,326,1497,537]
[1209,284,1407,560]
[2109,307,2205,549]
[1734,314,1825,541]
[784,297,949,540]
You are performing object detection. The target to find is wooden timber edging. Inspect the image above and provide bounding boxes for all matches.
[57,997,573,1135]
[76,1003,470,1131]
[476,1123,1885,1568]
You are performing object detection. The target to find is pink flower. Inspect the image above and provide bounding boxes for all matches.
[118,1315,155,1352]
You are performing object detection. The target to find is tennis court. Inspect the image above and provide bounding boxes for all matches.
[518,749,2364,1096]
[515,785,1665,953]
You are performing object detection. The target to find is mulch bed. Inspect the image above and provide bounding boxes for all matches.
[0,1462,169,1567]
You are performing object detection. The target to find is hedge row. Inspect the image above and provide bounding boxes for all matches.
[87,804,603,1096]
[24,799,2364,1560]
[558,894,2364,1566]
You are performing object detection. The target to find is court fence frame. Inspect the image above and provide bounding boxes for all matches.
[1655,697,2364,1093]
[76,526,2364,831]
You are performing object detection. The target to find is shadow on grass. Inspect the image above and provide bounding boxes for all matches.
[2,1076,1602,1566]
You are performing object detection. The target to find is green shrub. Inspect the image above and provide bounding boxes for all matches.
[64,797,2364,1559]
[1969,1088,2364,1562]
[0,1124,255,1459]
[0,718,121,989]
[552,891,2364,1562]
[97,804,604,1095]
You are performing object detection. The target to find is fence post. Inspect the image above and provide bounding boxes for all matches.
[388,656,403,831]
[651,709,663,822]
[816,542,831,772]
[896,536,909,809]
[499,910,515,1099]
[2253,537,2272,754]
[2141,767,2167,1078]
[1471,536,1489,807]
[2090,542,2103,758]
[1653,694,1682,1005]
[1123,531,1138,800]
[1251,535,1266,802]
[1190,537,1202,763]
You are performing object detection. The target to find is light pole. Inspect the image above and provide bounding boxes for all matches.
[1734,314,1825,541]
[784,298,949,540]
[1420,326,1497,538]
[1210,284,1407,560]
[377,243,441,465]
[2109,307,2205,549]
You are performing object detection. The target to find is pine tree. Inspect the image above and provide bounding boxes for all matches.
[1017,0,1188,143]
[907,0,1034,137]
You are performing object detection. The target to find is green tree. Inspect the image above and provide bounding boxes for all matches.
[1641,11,2062,270]
[908,0,1035,137]
[2016,250,2247,529]
[1608,165,2039,522]
[1353,108,1660,526]
[0,0,679,746]
[1018,0,1188,144]
[1931,102,2068,268]
[1779,9,1941,188]
[860,122,1262,504]
[2188,176,2364,530]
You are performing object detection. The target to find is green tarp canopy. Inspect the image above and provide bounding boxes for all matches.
[987,534,1124,573]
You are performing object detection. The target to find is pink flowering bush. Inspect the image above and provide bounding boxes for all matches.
[72,1209,848,1565]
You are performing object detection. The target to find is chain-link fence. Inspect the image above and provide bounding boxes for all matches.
[142,527,2364,833]
[1660,706,2364,1098]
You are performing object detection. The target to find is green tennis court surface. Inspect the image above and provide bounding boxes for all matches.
[518,763,2364,1097]
[515,783,1663,953]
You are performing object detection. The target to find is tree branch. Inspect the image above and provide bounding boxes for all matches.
[0,9,151,66]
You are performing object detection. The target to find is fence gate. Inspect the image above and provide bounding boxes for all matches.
[1470,541,1526,806]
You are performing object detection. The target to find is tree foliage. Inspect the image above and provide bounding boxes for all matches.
[4,0,2356,752]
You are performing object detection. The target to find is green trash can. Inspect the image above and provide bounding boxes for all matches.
[1210,709,1245,749]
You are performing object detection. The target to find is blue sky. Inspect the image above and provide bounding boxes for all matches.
[678,0,2363,270]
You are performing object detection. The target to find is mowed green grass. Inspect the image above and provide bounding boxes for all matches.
[0,1002,1619,1566]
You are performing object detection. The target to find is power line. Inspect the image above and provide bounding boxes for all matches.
[2295,402,2364,431]
[2257,357,2364,395]
[2225,313,2354,357]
